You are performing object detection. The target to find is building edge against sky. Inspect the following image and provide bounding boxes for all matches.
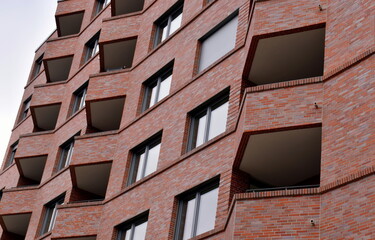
[0,0,374,239]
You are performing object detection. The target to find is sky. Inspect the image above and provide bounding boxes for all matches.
[0,1,58,164]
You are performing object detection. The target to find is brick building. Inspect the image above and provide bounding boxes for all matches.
[0,0,373,239]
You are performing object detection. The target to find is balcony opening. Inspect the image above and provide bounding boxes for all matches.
[16,155,47,187]
[56,237,96,240]
[101,38,137,72]
[56,11,84,37]
[87,97,125,132]
[31,104,61,131]
[0,213,31,239]
[247,26,325,86]
[45,56,73,82]
[238,126,322,191]
[113,0,144,16]
[70,162,112,202]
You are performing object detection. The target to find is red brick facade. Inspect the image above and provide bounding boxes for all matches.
[0,0,374,239]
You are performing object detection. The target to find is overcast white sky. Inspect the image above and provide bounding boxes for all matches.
[0,1,57,164]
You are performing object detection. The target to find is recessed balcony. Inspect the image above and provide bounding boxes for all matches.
[113,0,144,16]
[101,38,137,72]
[45,56,73,82]
[31,104,61,131]
[70,162,112,201]
[56,11,84,37]
[239,126,322,190]
[0,213,31,239]
[16,155,47,186]
[247,27,325,85]
[87,97,125,131]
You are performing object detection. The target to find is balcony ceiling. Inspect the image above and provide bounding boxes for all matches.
[1,213,31,236]
[73,162,112,197]
[115,0,144,15]
[248,27,325,85]
[32,104,61,131]
[102,39,137,71]
[17,155,47,182]
[239,127,322,187]
[45,56,73,82]
[57,12,84,36]
[88,97,125,131]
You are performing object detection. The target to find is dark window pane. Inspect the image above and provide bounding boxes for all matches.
[58,141,74,171]
[72,87,87,114]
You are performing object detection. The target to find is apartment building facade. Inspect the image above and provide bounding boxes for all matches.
[0,0,373,239]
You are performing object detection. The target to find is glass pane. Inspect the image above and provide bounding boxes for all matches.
[133,221,148,240]
[149,85,158,108]
[48,206,58,232]
[198,15,238,72]
[158,75,172,101]
[81,89,87,108]
[182,198,196,240]
[93,41,99,56]
[196,188,219,236]
[195,114,207,147]
[119,228,131,240]
[42,208,53,234]
[208,102,228,140]
[135,152,146,181]
[65,143,74,167]
[144,143,160,177]
[160,24,168,42]
[170,13,182,36]
[59,148,69,170]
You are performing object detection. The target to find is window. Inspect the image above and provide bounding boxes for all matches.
[84,33,100,63]
[117,212,148,240]
[198,12,238,72]
[41,194,65,235]
[5,141,18,168]
[72,83,88,114]
[19,96,32,122]
[57,136,77,171]
[128,134,161,185]
[95,0,111,15]
[154,1,183,47]
[142,65,173,111]
[175,179,219,240]
[33,54,44,78]
[188,90,229,150]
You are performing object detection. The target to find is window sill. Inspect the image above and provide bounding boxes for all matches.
[11,114,31,131]
[0,162,16,176]
[8,185,40,191]
[36,231,52,240]
[25,69,45,88]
